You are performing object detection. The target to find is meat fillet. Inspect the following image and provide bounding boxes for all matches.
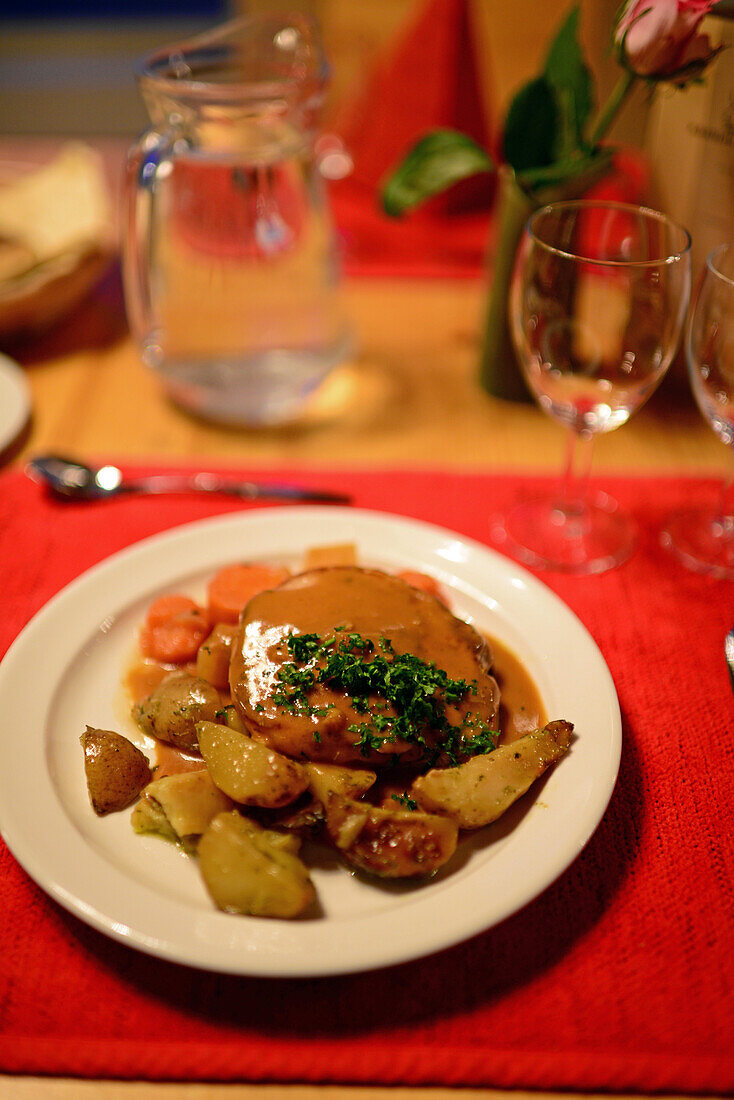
[229,566,500,766]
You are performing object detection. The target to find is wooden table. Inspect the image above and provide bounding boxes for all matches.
[1,138,721,478]
[1,162,727,1100]
[7,271,725,476]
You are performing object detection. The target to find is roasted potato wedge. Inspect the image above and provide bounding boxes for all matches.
[324,792,458,878]
[216,704,247,733]
[81,726,151,816]
[132,672,221,751]
[132,769,234,852]
[305,761,377,805]
[259,762,378,835]
[197,720,309,808]
[411,719,573,829]
[198,811,315,918]
[195,622,237,690]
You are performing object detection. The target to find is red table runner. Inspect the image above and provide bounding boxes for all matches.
[1,465,733,1093]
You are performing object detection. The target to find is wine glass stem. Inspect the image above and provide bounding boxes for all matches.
[558,430,595,533]
[714,457,734,538]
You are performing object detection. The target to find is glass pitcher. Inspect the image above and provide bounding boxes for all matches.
[122,12,351,426]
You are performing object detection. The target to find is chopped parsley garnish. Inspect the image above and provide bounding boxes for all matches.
[271,630,499,765]
[286,631,323,663]
[391,792,419,811]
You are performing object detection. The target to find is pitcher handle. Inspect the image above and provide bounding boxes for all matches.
[122,129,178,346]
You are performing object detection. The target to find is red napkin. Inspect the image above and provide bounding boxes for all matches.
[327,0,491,277]
[1,464,733,1092]
[332,0,496,208]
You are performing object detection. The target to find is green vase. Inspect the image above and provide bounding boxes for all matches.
[478,167,537,402]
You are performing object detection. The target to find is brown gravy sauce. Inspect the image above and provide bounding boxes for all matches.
[488,634,547,743]
[124,659,206,779]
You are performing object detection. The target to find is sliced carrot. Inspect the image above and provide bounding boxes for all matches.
[206,563,290,623]
[139,607,210,664]
[144,593,200,629]
[396,570,445,602]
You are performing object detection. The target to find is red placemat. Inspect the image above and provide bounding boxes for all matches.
[1,465,733,1093]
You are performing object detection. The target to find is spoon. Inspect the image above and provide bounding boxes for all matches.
[726,626,734,694]
[26,454,351,505]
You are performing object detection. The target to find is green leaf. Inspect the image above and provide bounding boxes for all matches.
[502,76,558,173]
[543,5,594,157]
[381,129,494,217]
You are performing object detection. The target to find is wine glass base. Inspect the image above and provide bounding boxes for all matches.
[661,507,734,580]
[494,490,636,575]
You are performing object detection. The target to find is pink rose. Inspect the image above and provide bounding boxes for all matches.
[615,0,720,82]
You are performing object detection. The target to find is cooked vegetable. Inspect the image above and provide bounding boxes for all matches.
[301,542,357,568]
[139,594,210,664]
[260,762,378,836]
[198,811,315,917]
[80,726,151,816]
[324,792,458,878]
[215,704,246,732]
[261,793,325,835]
[132,672,222,751]
[197,720,308,808]
[144,594,199,627]
[411,719,573,829]
[132,769,234,851]
[195,622,237,689]
[395,569,445,601]
[131,792,177,844]
[305,761,376,805]
[206,562,290,624]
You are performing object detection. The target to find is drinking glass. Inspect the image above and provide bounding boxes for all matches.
[498,200,691,574]
[661,243,734,579]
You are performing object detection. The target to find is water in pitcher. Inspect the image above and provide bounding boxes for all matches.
[123,14,350,426]
[140,147,349,424]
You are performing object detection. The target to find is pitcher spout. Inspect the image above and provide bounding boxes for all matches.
[136,10,330,140]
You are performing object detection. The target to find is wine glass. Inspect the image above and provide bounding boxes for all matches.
[498,200,691,574]
[661,243,734,579]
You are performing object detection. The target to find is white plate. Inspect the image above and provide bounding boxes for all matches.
[0,352,30,452]
[0,508,621,977]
